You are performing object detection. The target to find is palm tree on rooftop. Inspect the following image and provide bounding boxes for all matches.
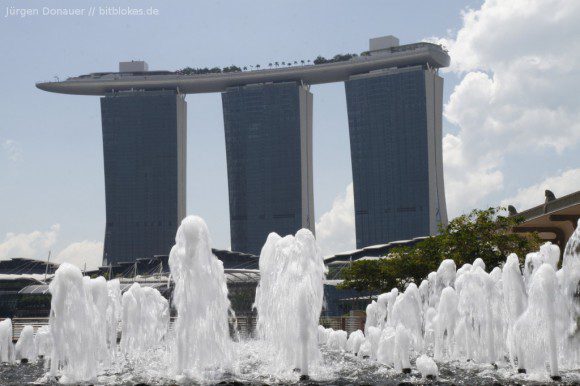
[243,66,247,71]
[275,61,279,67]
[301,60,305,65]
[269,63,273,68]
[282,61,286,66]
[256,64,261,69]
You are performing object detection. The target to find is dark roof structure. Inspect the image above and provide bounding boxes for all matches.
[509,190,580,252]
[323,236,428,264]
[0,257,59,276]
[95,248,259,278]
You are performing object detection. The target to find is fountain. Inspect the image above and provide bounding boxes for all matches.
[120,282,169,356]
[345,329,364,355]
[514,263,561,379]
[0,318,15,363]
[168,215,232,379]
[433,286,458,360]
[34,325,51,359]
[15,325,36,363]
[416,353,438,379]
[327,330,347,351]
[254,229,326,379]
[48,263,100,382]
[3,217,578,384]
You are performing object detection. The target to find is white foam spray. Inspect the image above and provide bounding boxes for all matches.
[254,229,325,377]
[168,215,232,378]
[15,325,36,362]
[120,282,169,356]
[48,263,100,382]
[0,318,15,363]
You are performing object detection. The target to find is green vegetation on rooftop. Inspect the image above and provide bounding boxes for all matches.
[175,52,363,75]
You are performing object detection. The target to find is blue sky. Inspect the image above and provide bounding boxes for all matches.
[1,0,579,268]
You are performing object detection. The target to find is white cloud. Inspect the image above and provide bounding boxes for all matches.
[0,224,60,259]
[2,139,22,162]
[501,168,580,211]
[0,225,103,270]
[315,183,356,256]
[443,132,504,217]
[433,0,580,217]
[55,241,103,271]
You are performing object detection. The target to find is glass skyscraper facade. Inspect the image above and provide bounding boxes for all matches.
[100,90,186,265]
[222,82,314,255]
[345,66,447,248]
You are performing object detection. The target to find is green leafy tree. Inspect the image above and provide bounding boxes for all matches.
[339,207,541,293]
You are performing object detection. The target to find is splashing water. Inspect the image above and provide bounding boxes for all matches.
[0,318,15,363]
[314,223,580,381]
[48,263,100,382]
[120,282,169,356]
[434,286,458,360]
[514,263,560,376]
[168,215,232,379]
[15,216,579,384]
[416,354,438,379]
[86,276,114,366]
[105,279,121,358]
[317,325,331,345]
[346,330,365,356]
[254,229,326,377]
[35,325,51,359]
[46,264,124,382]
[15,325,36,362]
[327,330,347,351]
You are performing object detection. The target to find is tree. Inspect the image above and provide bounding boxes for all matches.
[275,61,279,67]
[223,65,242,73]
[339,207,541,293]
[313,56,327,65]
[269,63,273,68]
[301,60,305,65]
[256,64,261,69]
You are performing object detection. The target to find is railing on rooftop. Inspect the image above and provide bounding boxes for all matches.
[2,314,367,341]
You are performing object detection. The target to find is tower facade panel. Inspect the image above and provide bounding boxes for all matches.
[100,90,186,265]
[222,82,314,255]
[345,66,447,248]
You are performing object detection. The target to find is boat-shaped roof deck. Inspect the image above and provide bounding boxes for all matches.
[36,42,450,96]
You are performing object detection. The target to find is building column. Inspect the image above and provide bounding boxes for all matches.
[345,66,447,248]
[100,90,186,265]
[222,82,314,255]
